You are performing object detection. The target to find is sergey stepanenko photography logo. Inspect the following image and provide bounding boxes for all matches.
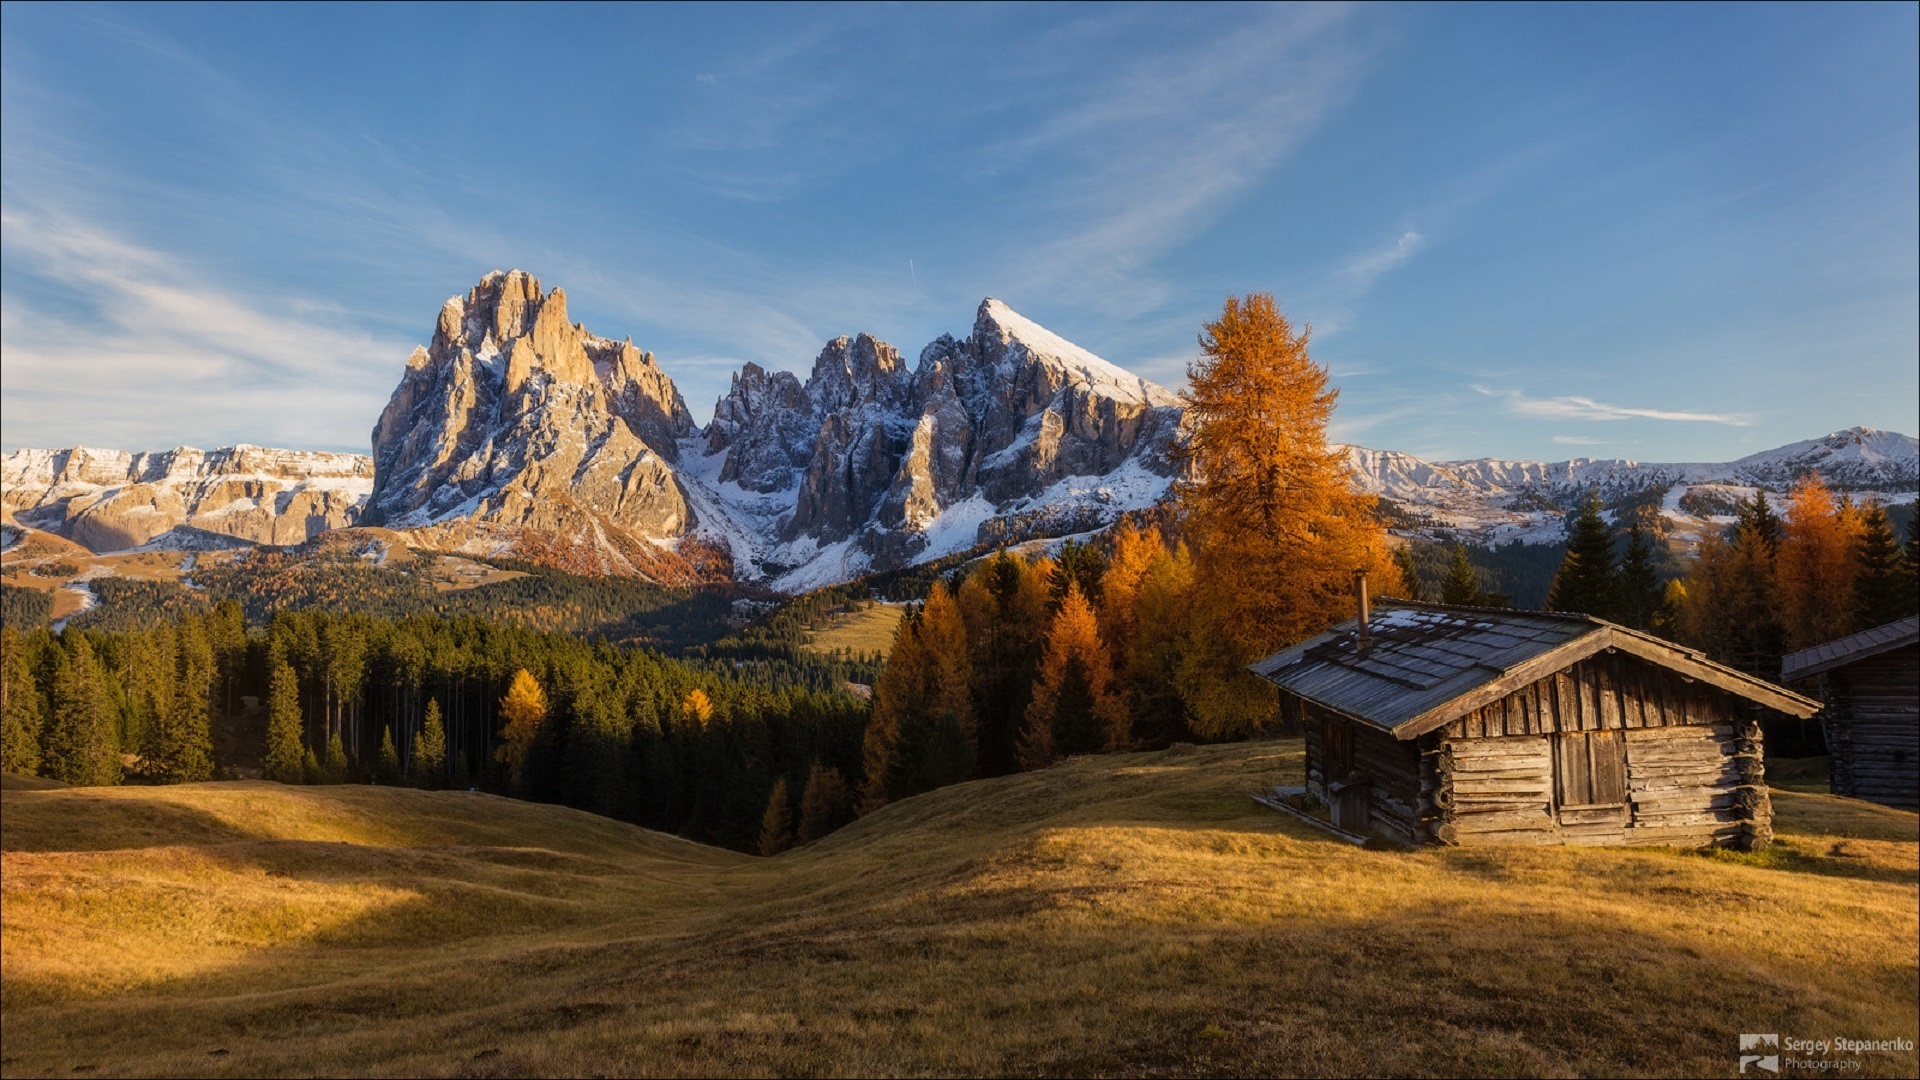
[1742,1032,1917,1073]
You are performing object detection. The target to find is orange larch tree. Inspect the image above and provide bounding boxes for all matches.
[1019,581,1130,768]
[1172,293,1401,737]
[1775,476,1864,651]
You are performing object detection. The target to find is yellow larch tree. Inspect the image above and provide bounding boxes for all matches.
[1019,581,1130,768]
[495,668,549,795]
[1775,476,1864,650]
[1173,293,1401,738]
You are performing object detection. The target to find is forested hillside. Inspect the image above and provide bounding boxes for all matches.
[0,609,868,853]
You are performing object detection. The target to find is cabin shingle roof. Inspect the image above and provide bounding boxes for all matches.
[1780,616,1920,683]
[1249,600,1819,739]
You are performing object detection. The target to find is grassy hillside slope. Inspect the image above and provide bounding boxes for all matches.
[3,741,1915,1078]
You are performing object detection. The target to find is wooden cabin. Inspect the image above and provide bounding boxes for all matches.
[1249,600,1820,850]
[1781,616,1919,810]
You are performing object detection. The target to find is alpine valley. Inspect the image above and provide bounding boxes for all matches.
[4,271,1916,591]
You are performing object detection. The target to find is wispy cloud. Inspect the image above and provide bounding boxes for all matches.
[0,207,409,452]
[984,6,1375,314]
[1307,228,1427,336]
[1340,230,1424,292]
[1552,435,1608,445]
[1475,386,1753,425]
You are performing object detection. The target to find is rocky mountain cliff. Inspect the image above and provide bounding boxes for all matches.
[362,270,701,578]
[686,299,1189,587]
[1,445,371,550]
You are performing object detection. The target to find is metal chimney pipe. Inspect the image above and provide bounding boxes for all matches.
[1354,569,1372,651]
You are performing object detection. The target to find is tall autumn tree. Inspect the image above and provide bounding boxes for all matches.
[1019,581,1129,768]
[1680,511,1783,677]
[860,583,976,812]
[1776,476,1863,650]
[496,668,550,795]
[1172,293,1400,738]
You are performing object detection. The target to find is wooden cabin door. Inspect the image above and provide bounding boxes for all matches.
[1553,730,1628,823]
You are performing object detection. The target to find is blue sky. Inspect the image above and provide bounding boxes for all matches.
[3,2,1915,462]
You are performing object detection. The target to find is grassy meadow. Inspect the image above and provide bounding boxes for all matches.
[2,739,1915,1078]
[800,602,904,659]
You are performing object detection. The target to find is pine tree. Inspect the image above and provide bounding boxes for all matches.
[956,551,1053,777]
[1,628,45,777]
[1548,491,1619,618]
[496,668,550,794]
[323,731,350,783]
[264,660,306,783]
[44,636,121,786]
[1021,582,1129,766]
[1736,491,1782,555]
[1391,546,1427,603]
[147,619,215,783]
[411,698,447,789]
[1440,545,1483,606]
[1618,524,1663,631]
[376,726,402,784]
[1853,503,1914,627]
[1172,294,1401,738]
[796,763,852,844]
[758,776,794,856]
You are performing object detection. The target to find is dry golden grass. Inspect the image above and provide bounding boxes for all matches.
[802,603,905,658]
[3,741,1914,1078]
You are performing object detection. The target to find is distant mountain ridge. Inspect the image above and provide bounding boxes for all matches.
[5,270,1914,584]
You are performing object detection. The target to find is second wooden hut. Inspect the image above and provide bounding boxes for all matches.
[1249,600,1821,849]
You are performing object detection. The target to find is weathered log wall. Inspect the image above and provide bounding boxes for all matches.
[1429,720,1767,848]
[1823,645,1919,810]
[1304,705,1423,846]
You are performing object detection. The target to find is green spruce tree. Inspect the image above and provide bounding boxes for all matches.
[1,628,45,777]
[376,726,402,785]
[411,698,447,789]
[1854,504,1915,627]
[323,731,350,784]
[44,636,121,786]
[758,775,794,856]
[1440,545,1483,606]
[1391,546,1427,602]
[1618,524,1663,631]
[264,660,306,783]
[1548,491,1620,619]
